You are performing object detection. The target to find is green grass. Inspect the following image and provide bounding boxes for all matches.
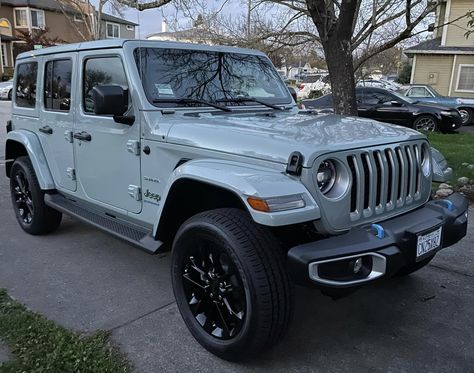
[427,132,474,183]
[0,289,130,373]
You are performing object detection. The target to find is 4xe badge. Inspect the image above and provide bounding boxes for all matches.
[144,189,161,202]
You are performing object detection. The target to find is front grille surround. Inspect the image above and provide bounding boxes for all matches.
[309,140,432,232]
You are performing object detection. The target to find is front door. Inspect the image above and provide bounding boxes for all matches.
[74,52,141,213]
[39,55,76,191]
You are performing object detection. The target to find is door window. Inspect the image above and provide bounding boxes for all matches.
[83,56,128,114]
[44,59,72,111]
[15,62,37,108]
[407,87,428,97]
[363,91,394,105]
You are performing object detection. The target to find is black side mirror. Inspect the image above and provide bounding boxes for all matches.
[287,86,298,102]
[391,100,403,107]
[92,85,128,116]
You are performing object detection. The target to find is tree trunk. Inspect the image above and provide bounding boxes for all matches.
[321,36,358,116]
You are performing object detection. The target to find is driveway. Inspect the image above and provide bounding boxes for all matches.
[0,100,473,372]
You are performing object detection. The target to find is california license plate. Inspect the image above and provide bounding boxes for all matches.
[416,227,442,261]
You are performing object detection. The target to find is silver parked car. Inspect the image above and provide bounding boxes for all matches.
[0,79,13,100]
[5,39,468,360]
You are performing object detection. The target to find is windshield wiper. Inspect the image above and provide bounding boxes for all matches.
[152,98,232,112]
[216,97,285,111]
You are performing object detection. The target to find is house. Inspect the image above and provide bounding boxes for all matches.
[405,0,474,97]
[0,0,137,78]
[147,21,215,44]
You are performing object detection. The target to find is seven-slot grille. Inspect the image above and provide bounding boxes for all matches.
[347,142,425,222]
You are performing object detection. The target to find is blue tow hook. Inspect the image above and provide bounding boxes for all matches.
[371,224,385,239]
[438,199,454,212]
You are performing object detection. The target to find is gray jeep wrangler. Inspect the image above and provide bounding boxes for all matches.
[5,39,468,361]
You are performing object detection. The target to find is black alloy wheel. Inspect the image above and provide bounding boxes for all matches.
[181,236,246,340]
[10,156,62,235]
[172,208,293,361]
[12,168,34,225]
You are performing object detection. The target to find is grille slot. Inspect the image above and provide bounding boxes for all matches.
[348,143,423,221]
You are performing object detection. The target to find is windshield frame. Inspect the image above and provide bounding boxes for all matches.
[133,46,293,111]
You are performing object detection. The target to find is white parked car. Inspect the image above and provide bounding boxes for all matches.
[297,74,331,99]
[0,79,13,100]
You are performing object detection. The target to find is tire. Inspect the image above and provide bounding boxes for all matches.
[7,89,12,101]
[396,255,435,277]
[171,208,294,361]
[413,115,438,132]
[10,156,62,235]
[458,108,473,125]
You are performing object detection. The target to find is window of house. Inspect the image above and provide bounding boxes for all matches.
[1,44,7,67]
[83,57,128,113]
[106,23,120,38]
[456,65,474,92]
[16,62,38,108]
[44,59,72,111]
[14,9,28,28]
[30,9,45,28]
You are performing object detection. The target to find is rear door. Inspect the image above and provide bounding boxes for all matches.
[38,54,76,191]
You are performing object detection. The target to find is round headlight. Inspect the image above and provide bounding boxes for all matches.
[316,160,336,194]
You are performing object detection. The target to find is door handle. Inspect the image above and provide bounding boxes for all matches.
[73,131,92,142]
[39,125,53,134]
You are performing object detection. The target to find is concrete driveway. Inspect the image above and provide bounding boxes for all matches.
[0,100,473,372]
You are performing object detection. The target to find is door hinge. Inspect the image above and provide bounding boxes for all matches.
[64,130,73,143]
[66,167,76,180]
[127,140,140,155]
[128,185,141,201]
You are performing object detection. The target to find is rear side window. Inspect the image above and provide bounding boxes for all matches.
[16,62,38,108]
[83,56,128,114]
[44,59,72,111]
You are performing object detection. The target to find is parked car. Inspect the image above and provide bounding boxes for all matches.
[401,84,474,125]
[302,87,463,132]
[5,40,467,361]
[0,79,13,100]
[356,79,400,91]
[297,73,331,99]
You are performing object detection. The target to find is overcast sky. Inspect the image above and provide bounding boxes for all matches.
[100,1,243,39]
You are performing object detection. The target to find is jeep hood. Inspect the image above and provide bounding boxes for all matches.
[156,111,425,167]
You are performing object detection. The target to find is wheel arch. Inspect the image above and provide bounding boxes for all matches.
[152,159,320,244]
[5,130,55,190]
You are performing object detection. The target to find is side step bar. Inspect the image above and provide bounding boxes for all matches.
[44,193,163,254]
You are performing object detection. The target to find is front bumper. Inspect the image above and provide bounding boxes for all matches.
[288,193,468,288]
[440,113,463,130]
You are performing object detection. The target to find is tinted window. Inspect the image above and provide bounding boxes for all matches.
[45,59,72,111]
[83,57,128,113]
[363,90,394,105]
[16,62,37,108]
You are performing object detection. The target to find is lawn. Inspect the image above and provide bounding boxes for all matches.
[0,289,130,373]
[427,132,474,184]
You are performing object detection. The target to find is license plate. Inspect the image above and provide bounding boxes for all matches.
[416,227,442,260]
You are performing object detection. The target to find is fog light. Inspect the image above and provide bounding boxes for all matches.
[353,258,363,274]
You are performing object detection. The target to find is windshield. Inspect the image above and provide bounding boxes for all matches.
[134,47,291,108]
[428,86,442,97]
